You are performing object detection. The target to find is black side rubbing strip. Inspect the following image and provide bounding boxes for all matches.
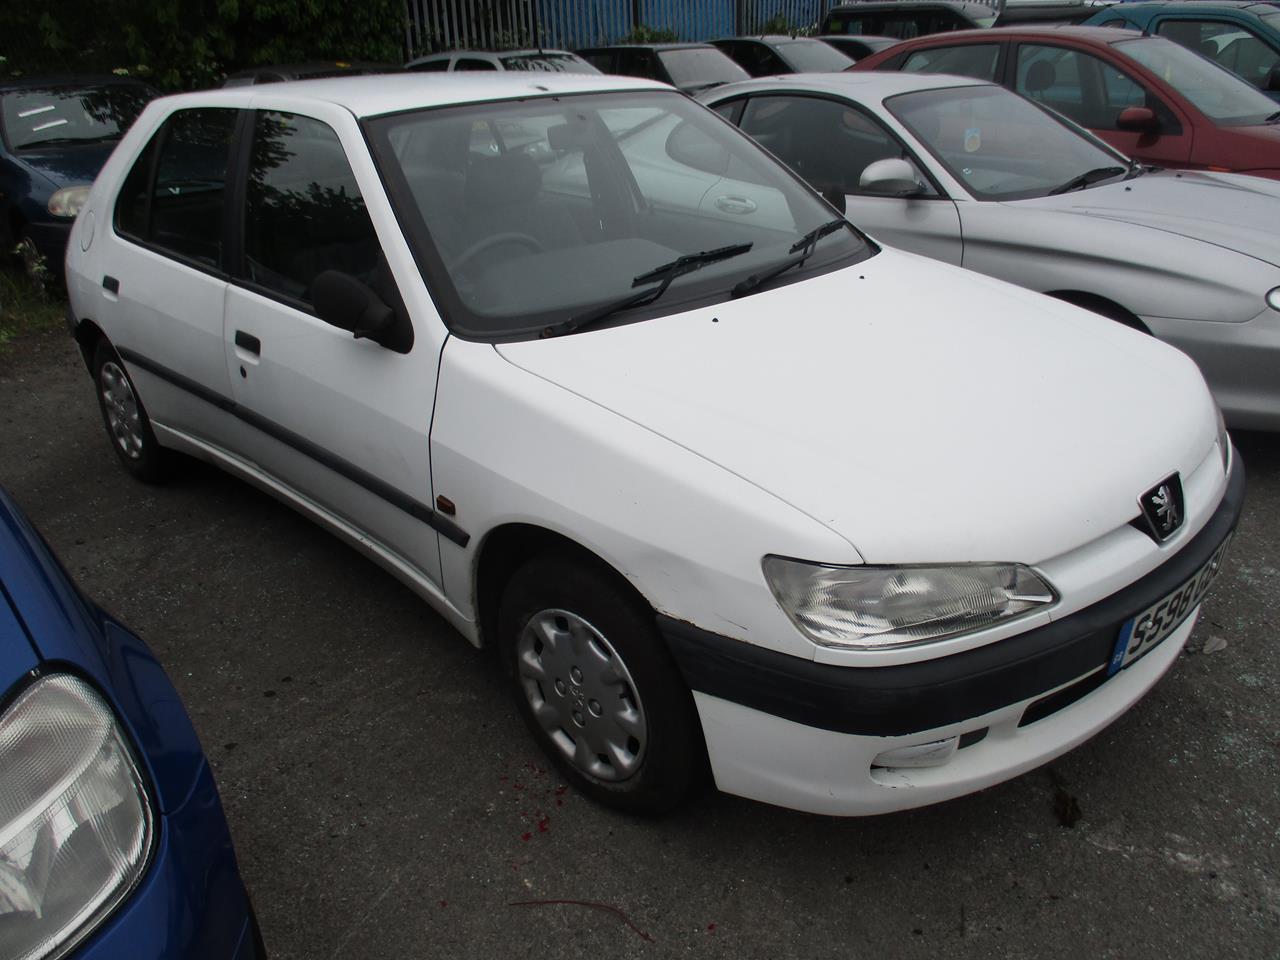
[116,347,470,547]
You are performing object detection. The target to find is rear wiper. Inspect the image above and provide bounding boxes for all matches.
[730,218,847,299]
[539,242,753,338]
[1048,165,1127,195]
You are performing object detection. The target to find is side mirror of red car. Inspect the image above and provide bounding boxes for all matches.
[1117,106,1158,132]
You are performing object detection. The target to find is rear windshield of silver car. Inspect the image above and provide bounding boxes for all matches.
[364,90,870,340]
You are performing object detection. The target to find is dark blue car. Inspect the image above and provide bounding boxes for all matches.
[0,486,262,959]
[1,78,155,268]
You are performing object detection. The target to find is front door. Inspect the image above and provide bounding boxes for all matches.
[222,105,445,589]
[1010,42,1195,168]
[736,93,963,265]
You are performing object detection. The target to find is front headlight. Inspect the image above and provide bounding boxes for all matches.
[46,186,90,219]
[0,674,153,960]
[762,556,1057,650]
[1267,287,1280,312]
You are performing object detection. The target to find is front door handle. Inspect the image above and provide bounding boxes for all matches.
[234,330,261,355]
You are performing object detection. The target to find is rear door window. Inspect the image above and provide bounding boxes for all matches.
[902,44,1001,81]
[243,111,379,306]
[113,107,238,269]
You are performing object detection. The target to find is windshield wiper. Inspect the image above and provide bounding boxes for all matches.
[1123,158,1147,180]
[1266,110,1280,124]
[730,218,847,299]
[1048,165,1127,195]
[539,242,754,338]
[18,135,119,148]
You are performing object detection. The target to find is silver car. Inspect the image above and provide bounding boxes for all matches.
[701,72,1280,430]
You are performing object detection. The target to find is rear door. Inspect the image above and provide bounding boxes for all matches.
[736,93,962,264]
[221,102,447,589]
[101,106,240,444]
[1009,41,1194,166]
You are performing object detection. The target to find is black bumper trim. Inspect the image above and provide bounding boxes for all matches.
[659,459,1245,737]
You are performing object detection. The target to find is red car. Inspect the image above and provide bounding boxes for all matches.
[854,26,1280,178]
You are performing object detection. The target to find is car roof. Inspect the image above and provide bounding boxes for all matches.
[1110,0,1270,11]
[704,69,992,100]
[579,43,718,52]
[151,71,670,118]
[827,0,981,9]
[881,24,1150,44]
[226,61,396,78]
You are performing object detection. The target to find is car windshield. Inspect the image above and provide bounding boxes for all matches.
[366,90,870,339]
[888,84,1129,200]
[1,84,151,150]
[775,40,856,71]
[657,48,750,87]
[1115,37,1278,124]
[499,53,596,73]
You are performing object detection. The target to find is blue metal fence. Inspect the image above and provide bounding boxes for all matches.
[405,0,839,56]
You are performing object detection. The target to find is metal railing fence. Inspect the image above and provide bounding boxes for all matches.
[405,0,843,56]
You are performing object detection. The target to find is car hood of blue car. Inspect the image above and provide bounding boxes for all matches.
[7,139,120,190]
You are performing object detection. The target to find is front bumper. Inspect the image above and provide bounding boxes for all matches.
[18,219,72,269]
[661,458,1245,815]
[74,761,261,960]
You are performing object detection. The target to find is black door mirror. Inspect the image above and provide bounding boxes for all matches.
[1267,63,1280,93]
[821,185,847,215]
[311,270,410,352]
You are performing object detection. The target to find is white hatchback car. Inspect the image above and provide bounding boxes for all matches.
[65,73,1242,817]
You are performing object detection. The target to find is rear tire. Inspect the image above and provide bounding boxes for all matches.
[498,552,702,815]
[92,340,171,483]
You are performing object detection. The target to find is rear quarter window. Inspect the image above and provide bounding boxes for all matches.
[113,107,238,269]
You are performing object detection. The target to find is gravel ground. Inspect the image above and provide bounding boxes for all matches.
[2,328,1277,959]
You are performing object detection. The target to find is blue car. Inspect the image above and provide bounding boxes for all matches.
[1084,1,1280,99]
[0,486,262,960]
[1,77,156,267]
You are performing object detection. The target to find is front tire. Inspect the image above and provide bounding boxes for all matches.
[498,553,702,815]
[92,340,171,483]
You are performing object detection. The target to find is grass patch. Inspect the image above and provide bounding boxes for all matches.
[0,248,66,350]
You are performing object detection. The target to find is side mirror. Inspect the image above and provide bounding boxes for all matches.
[859,158,923,197]
[821,185,847,215]
[312,270,397,342]
[1117,105,1158,132]
[1267,63,1280,93]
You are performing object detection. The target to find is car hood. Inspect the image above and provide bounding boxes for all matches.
[10,141,119,189]
[1015,169,1280,268]
[496,248,1215,564]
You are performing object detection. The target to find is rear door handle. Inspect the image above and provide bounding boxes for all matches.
[234,330,261,355]
[102,275,119,294]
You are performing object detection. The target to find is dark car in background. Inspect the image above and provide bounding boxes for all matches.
[820,0,995,37]
[577,42,749,92]
[712,36,855,75]
[1083,1,1280,98]
[0,77,155,267]
[405,48,599,73]
[0,485,261,959]
[221,61,398,86]
[818,34,902,60]
[855,26,1280,177]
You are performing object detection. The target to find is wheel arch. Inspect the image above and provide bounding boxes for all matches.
[72,318,108,372]
[1045,290,1150,333]
[473,522,656,654]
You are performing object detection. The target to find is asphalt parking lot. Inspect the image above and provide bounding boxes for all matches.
[2,328,1277,959]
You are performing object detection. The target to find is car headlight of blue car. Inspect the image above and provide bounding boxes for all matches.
[0,674,153,960]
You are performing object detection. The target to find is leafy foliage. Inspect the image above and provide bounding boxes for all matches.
[621,24,680,44]
[1,0,406,90]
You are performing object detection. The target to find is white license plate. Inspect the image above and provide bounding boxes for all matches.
[1108,536,1232,676]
